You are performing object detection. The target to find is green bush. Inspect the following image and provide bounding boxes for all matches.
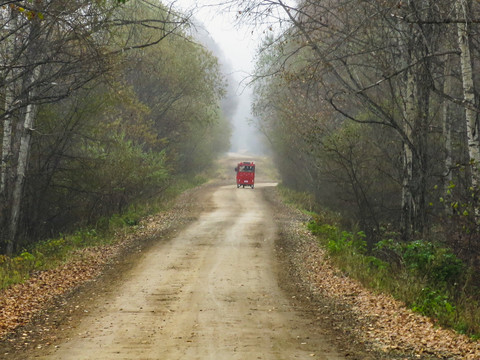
[0,251,45,289]
[403,240,436,273]
[364,255,388,271]
[376,239,464,287]
[412,287,456,325]
[307,221,338,238]
[108,213,140,229]
[70,228,99,247]
[430,248,464,284]
[37,238,66,257]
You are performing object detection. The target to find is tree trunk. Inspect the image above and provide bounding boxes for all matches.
[442,54,454,215]
[401,66,415,239]
[414,68,430,236]
[456,0,480,186]
[1,9,18,204]
[1,79,15,196]
[1,9,20,253]
[399,0,433,238]
[6,66,42,255]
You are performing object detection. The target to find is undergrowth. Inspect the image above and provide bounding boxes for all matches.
[282,186,480,339]
[277,184,319,213]
[0,174,207,291]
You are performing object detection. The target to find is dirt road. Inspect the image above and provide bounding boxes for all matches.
[27,161,345,359]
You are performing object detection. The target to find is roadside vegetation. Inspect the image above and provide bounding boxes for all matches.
[278,185,480,338]
[0,173,209,291]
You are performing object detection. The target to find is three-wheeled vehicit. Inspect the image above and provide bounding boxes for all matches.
[235,161,255,188]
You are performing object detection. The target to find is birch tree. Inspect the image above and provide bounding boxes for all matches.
[455,0,480,186]
[1,7,18,198]
[402,65,416,238]
[442,54,454,215]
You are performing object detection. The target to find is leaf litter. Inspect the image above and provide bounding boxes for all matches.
[266,186,480,359]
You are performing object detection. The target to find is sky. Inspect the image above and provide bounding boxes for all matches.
[172,0,267,155]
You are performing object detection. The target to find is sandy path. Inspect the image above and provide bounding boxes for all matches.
[34,181,344,360]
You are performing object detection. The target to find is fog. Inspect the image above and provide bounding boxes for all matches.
[227,85,267,155]
[175,1,269,156]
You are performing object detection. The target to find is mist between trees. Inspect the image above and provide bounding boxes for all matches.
[237,1,480,271]
[0,0,232,255]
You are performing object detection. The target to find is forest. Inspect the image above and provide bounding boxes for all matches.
[233,0,480,335]
[0,0,232,255]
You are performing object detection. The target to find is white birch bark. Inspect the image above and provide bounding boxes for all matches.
[7,66,41,254]
[1,83,14,195]
[456,0,480,186]
[1,10,18,196]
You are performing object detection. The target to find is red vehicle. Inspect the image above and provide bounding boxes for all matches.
[235,161,255,188]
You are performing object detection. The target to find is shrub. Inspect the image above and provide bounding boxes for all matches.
[278,185,317,212]
[403,240,436,273]
[306,213,473,335]
[38,238,66,257]
[412,287,456,326]
[376,239,464,287]
[307,221,338,238]
[430,249,464,284]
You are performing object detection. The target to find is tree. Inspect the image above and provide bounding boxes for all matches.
[0,0,192,253]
